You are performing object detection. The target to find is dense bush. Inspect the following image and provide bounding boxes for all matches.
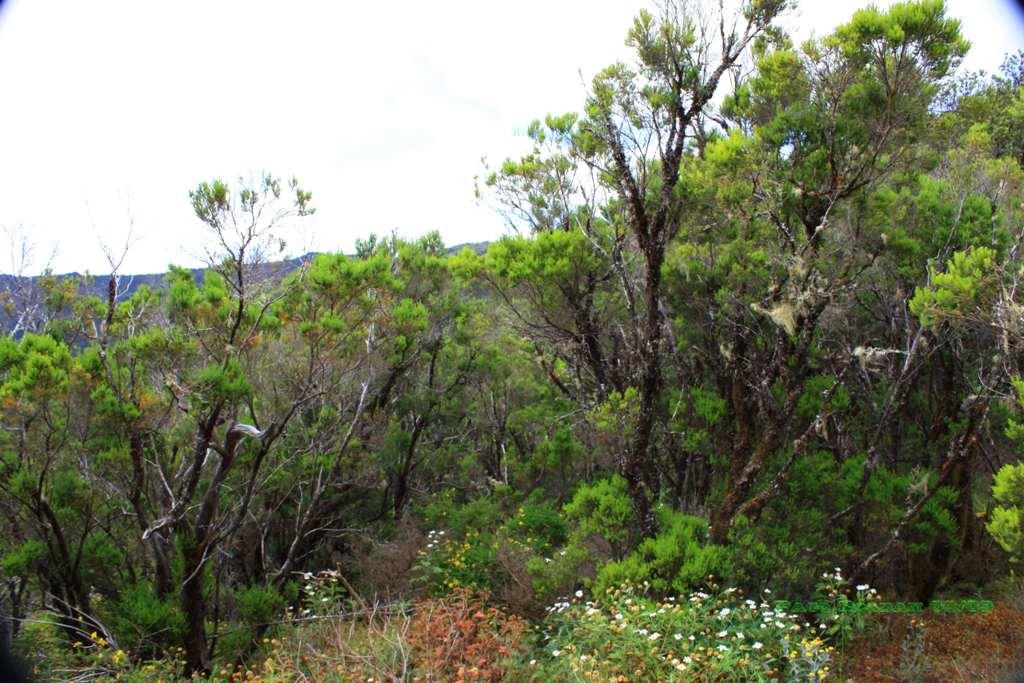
[532,583,836,682]
[594,508,731,596]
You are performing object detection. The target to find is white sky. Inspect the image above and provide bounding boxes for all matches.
[1,0,1022,275]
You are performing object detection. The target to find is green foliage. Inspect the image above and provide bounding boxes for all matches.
[416,493,571,598]
[415,529,499,595]
[830,0,968,78]
[534,583,835,682]
[108,582,186,657]
[987,462,1024,562]
[1,539,46,575]
[564,475,635,554]
[236,583,287,627]
[594,507,731,595]
[0,333,72,399]
[910,247,998,327]
[193,358,252,406]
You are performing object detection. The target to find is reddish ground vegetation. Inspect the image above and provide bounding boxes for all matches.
[840,602,1024,681]
[406,588,529,682]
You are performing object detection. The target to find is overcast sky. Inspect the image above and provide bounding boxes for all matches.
[1,0,1022,275]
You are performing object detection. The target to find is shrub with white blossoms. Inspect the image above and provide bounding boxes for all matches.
[532,579,837,682]
[293,569,350,619]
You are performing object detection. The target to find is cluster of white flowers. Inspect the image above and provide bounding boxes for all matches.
[423,529,446,551]
[546,599,572,613]
[822,566,844,582]
[535,582,840,678]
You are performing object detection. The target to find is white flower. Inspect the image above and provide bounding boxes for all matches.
[717,644,729,652]
[673,633,683,641]
[529,659,536,666]
[688,635,695,641]
[736,632,745,639]
[648,632,661,641]
[717,630,728,637]
[614,613,624,621]
[552,649,561,657]
[675,663,687,671]
[763,588,771,594]
[575,589,584,598]
[752,642,763,650]
[683,656,693,664]
[320,597,329,602]
[869,588,878,595]
[719,607,731,617]
[856,584,869,591]
[638,628,649,636]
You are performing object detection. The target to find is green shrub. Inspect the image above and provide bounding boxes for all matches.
[563,475,634,558]
[415,493,570,599]
[987,461,1024,562]
[236,583,287,627]
[415,529,499,595]
[532,582,834,681]
[594,507,731,596]
[108,582,186,658]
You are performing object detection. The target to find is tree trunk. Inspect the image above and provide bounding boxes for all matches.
[181,539,211,676]
[623,256,665,538]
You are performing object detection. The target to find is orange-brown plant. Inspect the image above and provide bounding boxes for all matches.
[407,588,528,682]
